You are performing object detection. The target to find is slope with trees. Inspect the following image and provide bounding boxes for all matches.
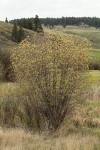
[11,15,44,33]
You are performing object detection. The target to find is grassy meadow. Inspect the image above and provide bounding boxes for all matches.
[0,23,100,149]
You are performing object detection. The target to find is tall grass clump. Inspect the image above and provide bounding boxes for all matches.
[11,34,91,132]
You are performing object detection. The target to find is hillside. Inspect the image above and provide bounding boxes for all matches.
[0,21,48,48]
[0,21,14,47]
[48,25,100,61]
[0,21,49,82]
[0,22,100,62]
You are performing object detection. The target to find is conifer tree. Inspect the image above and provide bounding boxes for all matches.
[12,24,24,43]
[5,17,8,23]
[12,23,18,42]
[33,15,43,33]
[27,19,33,30]
[17,26,24,43]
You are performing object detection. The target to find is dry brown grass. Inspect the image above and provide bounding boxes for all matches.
[91,85,100,100]
[0,127,100,150]
[71,98,100,128]
[0,83,19,97]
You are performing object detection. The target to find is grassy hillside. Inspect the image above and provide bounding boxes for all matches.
[0,21,47,48]
[0,21,14,46]
[48,25,100,61]
[0,22,16,51]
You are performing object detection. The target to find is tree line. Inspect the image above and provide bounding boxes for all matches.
[41,17,100,28]
[10,17,100,29]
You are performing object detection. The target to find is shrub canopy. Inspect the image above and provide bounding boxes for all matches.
[11,34,91,131]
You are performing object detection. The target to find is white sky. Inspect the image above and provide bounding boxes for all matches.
[0,0,100,21]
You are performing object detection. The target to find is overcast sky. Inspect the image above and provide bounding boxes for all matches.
[0,0,100,21]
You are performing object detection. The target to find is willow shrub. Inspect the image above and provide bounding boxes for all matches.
[11,34,91,131]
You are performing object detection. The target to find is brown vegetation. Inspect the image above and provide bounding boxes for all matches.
[0,127,100,150]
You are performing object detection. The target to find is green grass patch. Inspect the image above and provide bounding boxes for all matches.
[91,49,100,61]
[89,70,100,83]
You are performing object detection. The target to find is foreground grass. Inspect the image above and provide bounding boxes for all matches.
[0,70,100,149]
[0,128,100,150]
